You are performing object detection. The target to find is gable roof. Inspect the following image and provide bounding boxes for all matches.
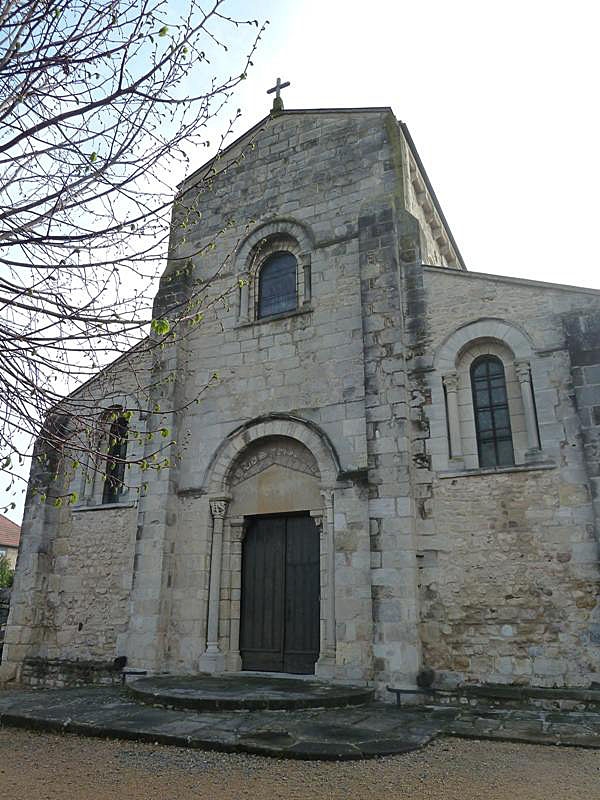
[179,106,465,269]
[181,107,394,189]
[0,514,20,548]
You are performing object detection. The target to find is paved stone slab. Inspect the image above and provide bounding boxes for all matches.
[439,705,600,749]
[0,686,439,760]
[1,687,599,760]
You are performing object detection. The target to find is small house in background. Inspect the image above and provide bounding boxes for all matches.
[0,515,20,570]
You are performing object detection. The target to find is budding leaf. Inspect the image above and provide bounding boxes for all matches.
[151,318,170,336]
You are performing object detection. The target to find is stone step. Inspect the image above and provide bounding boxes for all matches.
[127,673,374,712]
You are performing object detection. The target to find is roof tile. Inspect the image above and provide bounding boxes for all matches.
[0,514,20,548]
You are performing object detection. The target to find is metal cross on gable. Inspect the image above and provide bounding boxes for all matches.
[267,76,290,112]
[267,76,290,99]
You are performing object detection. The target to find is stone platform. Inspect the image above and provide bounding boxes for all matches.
[128,673,373,712]
[0,685,439,760]
[1,675,600,760]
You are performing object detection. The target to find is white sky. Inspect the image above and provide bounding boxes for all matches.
[226,0,599,287]
[4,0,599,524]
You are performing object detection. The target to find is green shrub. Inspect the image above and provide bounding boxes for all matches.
[0,555,14,589]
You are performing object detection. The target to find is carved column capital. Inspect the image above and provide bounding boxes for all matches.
[210,499,229,519]
[515,360,541,452]
[515,360,532,384]
[443,372,463,459]
[238,272,250,324]
[442,371,460,393]
[319,489,334,509]
[229,518,246,542]
[310,511,324,533]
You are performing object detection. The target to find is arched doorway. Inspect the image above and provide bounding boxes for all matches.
[200,419,341,678]
[230,436,322,674]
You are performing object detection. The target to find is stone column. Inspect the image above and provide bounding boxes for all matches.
[315,491,336,678]
[199,498,229,672]
[238,273,250,324]
[301,254,312,306]
[443,372,463,460]
[226,517,245,672]
[515,360,541,455]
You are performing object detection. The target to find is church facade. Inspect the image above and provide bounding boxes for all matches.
[3,106,600,694]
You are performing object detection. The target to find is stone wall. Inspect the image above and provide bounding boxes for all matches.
[414,267,600,687]
[564,310,600,545]
[21,656,123,688]
[0,588,10,627]
[155,110,414,682]
[42,505,137,663]
[564,310,600,652]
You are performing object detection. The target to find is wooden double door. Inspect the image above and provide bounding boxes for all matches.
[240,514,320,674]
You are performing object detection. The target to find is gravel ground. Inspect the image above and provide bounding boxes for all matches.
[1,728,599,800]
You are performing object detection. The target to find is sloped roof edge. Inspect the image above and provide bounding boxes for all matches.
[424,264,600,296]
[180,108,466,270]
[398,122,466,269]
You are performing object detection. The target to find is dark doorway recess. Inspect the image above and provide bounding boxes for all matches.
[240,514,320,674]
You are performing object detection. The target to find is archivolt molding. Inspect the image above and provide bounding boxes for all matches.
[429,318,544,471]
[203,414,340,494]
[436,318,535,372]
[235,218,314,272]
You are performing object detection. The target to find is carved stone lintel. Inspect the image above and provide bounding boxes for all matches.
[231,440,319,486]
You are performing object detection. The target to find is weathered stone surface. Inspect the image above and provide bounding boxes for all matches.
[2,107,599,698]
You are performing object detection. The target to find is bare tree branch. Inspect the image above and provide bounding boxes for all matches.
[0,0,268,511]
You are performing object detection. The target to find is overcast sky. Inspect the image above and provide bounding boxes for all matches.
[4,0,598,524]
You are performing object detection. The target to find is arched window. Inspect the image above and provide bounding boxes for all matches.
[257,252,297,318]
[102,414,128,504]
[471,356,514,468]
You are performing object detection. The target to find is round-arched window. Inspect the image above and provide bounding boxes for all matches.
[257,252,297,318]
[470,355,514,468]
[102,411,129,504]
